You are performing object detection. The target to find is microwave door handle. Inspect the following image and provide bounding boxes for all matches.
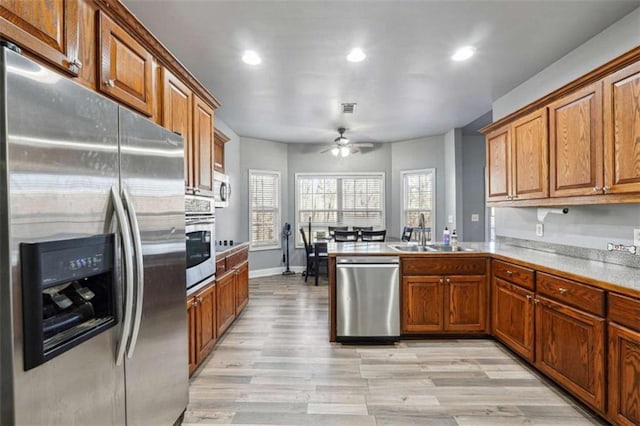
[122,188,144,359]
[226,182,231,202]
[110,186,135,366]
[219,182,227,201]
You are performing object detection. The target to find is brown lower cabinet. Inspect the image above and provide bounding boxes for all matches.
[402,258,488,334]
[492,277,535,362]
[216,270,236,336]
[188,246,249,376]
[535,295,605,413]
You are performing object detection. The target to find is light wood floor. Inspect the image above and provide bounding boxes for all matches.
[184,275,606,425]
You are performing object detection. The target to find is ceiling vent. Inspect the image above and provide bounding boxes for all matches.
[341,103,357,114]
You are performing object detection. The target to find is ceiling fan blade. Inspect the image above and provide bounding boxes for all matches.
[320,144,338,153]
[352,143,374,148]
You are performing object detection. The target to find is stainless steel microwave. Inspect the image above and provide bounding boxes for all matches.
[213,171,230,208]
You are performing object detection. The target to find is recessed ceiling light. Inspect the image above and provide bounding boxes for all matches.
[346,48,366,63]
[242,50,261,65]
[451,46,475,61]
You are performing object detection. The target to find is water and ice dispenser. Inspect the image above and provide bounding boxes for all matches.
[21,234,118,370]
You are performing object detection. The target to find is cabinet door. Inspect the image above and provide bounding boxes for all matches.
[486,126,511,201]
[511,109,549,200]
[194,96,215,194]
[195,283,216,364]
[235,260,249,314]
[98,12,154,116]
[604,61,640,194]
[161,68,193,190]
[535,296,605,413]
[444,275,486,332]
[492,278,534,361]
[549,82,603,197]
[216,271,236,336]
[608,323,640,426]
[402,276,443,333]
[187,297,198,376]
[214,139,225,173]
[0,0,79,75]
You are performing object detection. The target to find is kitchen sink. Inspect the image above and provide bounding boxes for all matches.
[389,244,475,253]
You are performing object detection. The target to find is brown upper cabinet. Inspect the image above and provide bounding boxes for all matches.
[98,12,154,116]
[214,128,230,173]
[194,96,215,194]
[486,109,548,202]
[161,68,193,189]
[604,60,640,195]
[0,0,81,76]
[549,82,603,197]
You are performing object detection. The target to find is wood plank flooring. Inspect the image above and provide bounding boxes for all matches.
[184,275,606,425]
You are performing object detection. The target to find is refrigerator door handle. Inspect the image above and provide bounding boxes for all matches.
[123,188,144,358]
[111,186,135,366]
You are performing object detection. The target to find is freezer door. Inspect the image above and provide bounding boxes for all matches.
[118,108,188,425]
[1,49,126,425]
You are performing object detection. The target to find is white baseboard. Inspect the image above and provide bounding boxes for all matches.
[249,266,305,278]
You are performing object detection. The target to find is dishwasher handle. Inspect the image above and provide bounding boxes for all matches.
[337,256,399,264]
[337,263,399,269]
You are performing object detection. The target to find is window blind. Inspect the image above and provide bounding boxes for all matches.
[249,170,280,250]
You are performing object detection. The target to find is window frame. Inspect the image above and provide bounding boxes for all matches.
[249,169,281,251]
[401,168,436,235]
[295,172,386,248]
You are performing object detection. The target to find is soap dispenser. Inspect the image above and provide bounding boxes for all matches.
[443,227,450,246]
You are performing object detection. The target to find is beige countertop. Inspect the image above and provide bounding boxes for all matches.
[328,241,640,296]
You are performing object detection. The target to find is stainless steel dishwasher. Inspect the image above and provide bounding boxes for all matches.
[336,256,400,342]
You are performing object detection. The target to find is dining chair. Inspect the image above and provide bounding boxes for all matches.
[361,230,386,242]
[333,230,359,242]
[300,227,328,285]
[328,226,348,240]
[352,226,373,240]
[401,226,413,242]
[313,242,329,286]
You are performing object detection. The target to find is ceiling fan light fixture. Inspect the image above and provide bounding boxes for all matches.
[331,147,340,156]
[340,147,351,157]
[346,48,366,63]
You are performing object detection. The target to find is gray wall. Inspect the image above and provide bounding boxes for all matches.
[239,137,289,270]
[444,128,464,238]
[390,135,446,240]
[461,135,486,242]
[213,118,242,242]
[492,7,640,250]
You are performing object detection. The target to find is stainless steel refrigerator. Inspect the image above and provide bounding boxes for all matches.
[0,47,188,424]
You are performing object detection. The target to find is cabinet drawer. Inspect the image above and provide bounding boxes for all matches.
[216,257,226,275]
[402,257,486,276]
[227,249,248,270]
[493,260,535,290]
[537,272,604,317]
[609,293,640,332]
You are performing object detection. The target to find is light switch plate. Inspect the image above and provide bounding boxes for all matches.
[634,228,640,246]
[471,214,479,222]
[536,223,544,237]
[448,215,453,224]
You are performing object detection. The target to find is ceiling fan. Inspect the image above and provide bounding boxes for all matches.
[320,128,374,157]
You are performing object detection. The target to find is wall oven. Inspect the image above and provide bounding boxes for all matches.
[185,196,216,289]
[213,171,230,208]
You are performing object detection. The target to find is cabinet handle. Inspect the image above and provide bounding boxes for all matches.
[193,300,198,307]
[445,278,450,283]
[526,295,532,301]
[534,298,540,304]
[593,186,601,193]
[506,270,513,275]
[69,58,83,69]
[557,287,568,295]
[603,185,611,194]
[105,79,116,88]
[439,278,444,283]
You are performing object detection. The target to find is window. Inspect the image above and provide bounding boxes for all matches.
[295,173,385,246]
[401,169,435,232]
[249,170,280,250]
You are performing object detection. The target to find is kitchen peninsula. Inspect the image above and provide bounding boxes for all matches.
[328,240,640,423]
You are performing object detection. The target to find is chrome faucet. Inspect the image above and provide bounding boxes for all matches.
[418,213,426,247]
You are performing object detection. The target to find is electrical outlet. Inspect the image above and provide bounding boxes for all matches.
[634,228,640,246]
[536,223,544,237]
[471,214,479,222]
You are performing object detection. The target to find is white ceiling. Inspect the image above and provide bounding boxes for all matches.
[124,0,639,143]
